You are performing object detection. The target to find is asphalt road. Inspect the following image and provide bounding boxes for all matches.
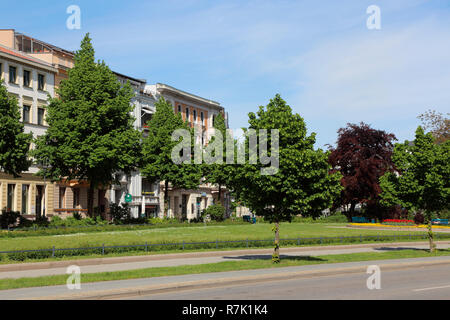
[127,262,450,300]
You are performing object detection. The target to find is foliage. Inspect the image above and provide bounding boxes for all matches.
[417,109,449,144]
[0,80,32,176]
[109,203,131,223]
[232,95,342,222]
[0,210,20,229]
[203,113,234,201]
[203,204,226,222]
[141,97,202,217]
[380,126,450,251]
[328,122,397,218]
[33,34,142,216]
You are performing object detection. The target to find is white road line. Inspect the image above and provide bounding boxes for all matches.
[413,284,450,292]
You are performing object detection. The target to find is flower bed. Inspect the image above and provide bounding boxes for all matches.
[382,219,415,226]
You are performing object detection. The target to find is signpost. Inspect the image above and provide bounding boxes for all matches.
[125,193,132,203]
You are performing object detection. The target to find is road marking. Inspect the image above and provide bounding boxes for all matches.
[413,284,450,292]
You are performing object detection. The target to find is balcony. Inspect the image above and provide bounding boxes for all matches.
[131,195,159,206]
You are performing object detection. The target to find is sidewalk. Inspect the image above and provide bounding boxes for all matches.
[1,241,449,279]
[2,255,450,300]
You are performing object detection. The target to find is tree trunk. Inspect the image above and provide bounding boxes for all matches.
[87,184,95,218]
[349,201,357,215]
[164,180,169,219]
[272,222,280,263]
[428,219,436,253]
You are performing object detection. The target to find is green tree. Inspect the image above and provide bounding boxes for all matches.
[33,34,142,216]
[380,126,450,252]
[0,80,32,177]
[141,98,202,218]
[203,113,234,203]
[232,95,343,262]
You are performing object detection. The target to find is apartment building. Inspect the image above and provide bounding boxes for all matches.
[1,29,231,220]
[143,83,231,220]
[0,42,57,217]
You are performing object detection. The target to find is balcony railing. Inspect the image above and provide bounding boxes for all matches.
[131,195,159,205]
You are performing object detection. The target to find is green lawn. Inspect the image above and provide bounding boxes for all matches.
[0,222,431,252]
[1,248,449,291]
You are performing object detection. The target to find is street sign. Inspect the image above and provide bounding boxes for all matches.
[125,193,132,203]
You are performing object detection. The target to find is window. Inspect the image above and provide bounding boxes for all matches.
[9,66,17,84]
[59,187,66,209]
[201,112,204,125]
[193,110,197,123]
[38,74,45,91]
[38,108,45,125]
[7,184,15,211]
[185,108,189,121]
[0,63,3,79]
[178,105,181,113]
[21,185,30,214]
[73,188,80,208]
[23,70,31,87]
[22,105,31,123]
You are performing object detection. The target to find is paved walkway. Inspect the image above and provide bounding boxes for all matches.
[0,241,449,279]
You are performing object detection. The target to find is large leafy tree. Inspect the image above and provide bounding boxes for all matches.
[0,80,32,177]
[203,113,234,203]
[33,34,142,216]
[141,98,202,218]
[417,109,449,144]
[232,95,342,262]
[328,123,397,218]
[380,126,450,252]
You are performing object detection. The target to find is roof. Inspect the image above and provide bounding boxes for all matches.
[14,31,75,57]
[0,44,57,73]
[154,83,223,110]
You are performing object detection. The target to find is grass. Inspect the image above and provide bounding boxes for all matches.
[0,223,431,252]
[1,248,449,291]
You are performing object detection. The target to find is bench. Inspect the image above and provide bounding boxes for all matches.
[432,219,449,225]
[352,216,375,224]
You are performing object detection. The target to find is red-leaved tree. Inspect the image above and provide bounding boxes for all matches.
[328,122,397,219]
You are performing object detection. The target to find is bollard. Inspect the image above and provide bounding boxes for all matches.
[182,240,185,250]
[297,238,300,246]
[52,246,55,258]
[360,234,362,242]
[102,244,105,255]
[216,240,218,249]
[145,242,148,252]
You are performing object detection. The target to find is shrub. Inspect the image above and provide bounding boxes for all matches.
[204,204,226,222]
[109,203,131,223]
[0,210,20,229]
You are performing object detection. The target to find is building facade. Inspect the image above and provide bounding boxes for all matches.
[0,42,57,217]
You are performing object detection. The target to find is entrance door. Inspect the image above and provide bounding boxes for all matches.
[181,195,188,220]
[35,186,43,218]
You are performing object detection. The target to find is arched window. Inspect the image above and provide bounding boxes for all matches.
[193,110,197,123]
[201,112,204,125]
[178,105,181,113]
[185,108,189,121]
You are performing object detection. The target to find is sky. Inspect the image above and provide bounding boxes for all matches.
[3,0,450,148]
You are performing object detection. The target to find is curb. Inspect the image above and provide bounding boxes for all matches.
[1,241,449,272]
[30,257,450,300]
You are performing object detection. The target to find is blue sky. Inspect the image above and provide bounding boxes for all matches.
[4,0,450,147]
